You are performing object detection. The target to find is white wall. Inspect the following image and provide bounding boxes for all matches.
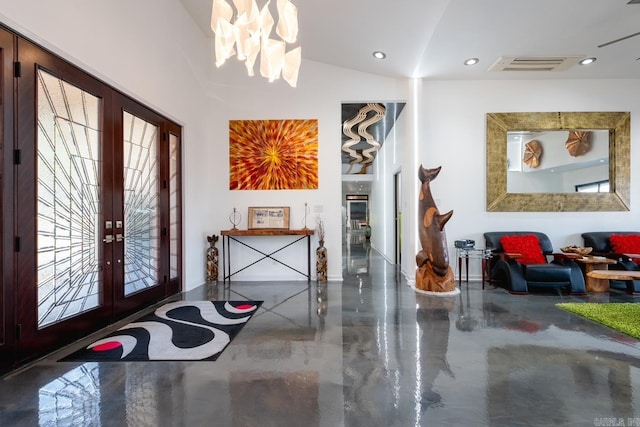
[204,58,408,282]
[3,2,639,287]
[419,79,640,280]
[0,0,408,288]
[369,104,407,265]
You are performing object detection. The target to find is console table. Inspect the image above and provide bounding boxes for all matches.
[221,228,315,283]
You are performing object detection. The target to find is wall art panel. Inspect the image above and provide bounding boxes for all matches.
[229,119,319,190]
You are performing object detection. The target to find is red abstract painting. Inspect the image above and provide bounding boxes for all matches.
[229,119,319,190]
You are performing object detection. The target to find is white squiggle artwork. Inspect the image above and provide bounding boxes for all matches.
[341,103,387,172]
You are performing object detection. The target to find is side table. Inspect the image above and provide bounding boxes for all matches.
[457,247,494,289]
[575,256,617,292]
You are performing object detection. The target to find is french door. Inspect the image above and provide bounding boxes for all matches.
[0,26,15,374]
[11,37,181,363]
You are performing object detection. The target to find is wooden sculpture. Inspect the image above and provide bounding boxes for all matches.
[206,234,219,282]
[565,131,590,156]
[523,140,542,168]
[415,165,455,292]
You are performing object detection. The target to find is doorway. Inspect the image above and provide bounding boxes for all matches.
[346,198,368,233]
[3,33,182,368]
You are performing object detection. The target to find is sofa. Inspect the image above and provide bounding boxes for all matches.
[581,231,640,294]
[484,231,586,295]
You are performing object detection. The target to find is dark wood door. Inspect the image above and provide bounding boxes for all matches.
[0,26,15,374]
[13,38,181,364]
[110,94,176,315]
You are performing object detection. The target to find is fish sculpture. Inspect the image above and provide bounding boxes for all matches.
[416,165,455,292]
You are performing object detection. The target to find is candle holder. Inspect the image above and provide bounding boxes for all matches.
[229,208,241,230]
[302,202,310,229]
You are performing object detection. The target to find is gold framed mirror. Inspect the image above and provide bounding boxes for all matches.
[486,112,630,212]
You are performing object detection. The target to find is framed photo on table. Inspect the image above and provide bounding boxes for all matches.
[248,207,290,229]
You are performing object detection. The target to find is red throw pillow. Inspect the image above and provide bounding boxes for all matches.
[499,235,546,264]
[610,234,640,262]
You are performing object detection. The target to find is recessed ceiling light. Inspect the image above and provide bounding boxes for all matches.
[464,57,479,66]
[372,51,386,60]
[579,57,597,65]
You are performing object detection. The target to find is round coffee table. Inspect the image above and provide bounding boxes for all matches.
[586,269,640,292]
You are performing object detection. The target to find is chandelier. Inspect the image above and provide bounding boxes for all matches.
[211,0,301,87]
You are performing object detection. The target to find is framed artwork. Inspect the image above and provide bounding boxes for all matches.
[229,119,319,190]
[248,207,290,229]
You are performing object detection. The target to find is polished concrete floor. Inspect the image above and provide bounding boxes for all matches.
[1,238,640,426]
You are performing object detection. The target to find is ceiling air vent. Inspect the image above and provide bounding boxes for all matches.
[489,56,583,72]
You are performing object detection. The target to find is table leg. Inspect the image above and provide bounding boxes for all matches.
[307,235,311,283]
[458,255,462,286]
[465,257,470,283]
[227,236,231,282]
[222,235,227,283]
[585,263,610,292]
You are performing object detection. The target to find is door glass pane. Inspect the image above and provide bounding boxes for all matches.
[123,111,160,296]
[169,133,179,280]
[37,69,102,328]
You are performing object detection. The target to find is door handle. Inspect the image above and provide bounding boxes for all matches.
[116,233,125,242]
[103,235,114,243]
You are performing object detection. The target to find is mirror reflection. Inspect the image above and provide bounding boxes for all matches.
[507,130,609,193]
[485,111,630,212]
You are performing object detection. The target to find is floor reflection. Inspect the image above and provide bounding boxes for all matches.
[0,239,639,426]
[39,363,101,426]
[415,293,455,410]
[488,345,637,424]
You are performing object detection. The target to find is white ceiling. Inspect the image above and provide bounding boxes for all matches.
[181,0,640,196]
[181,0,640,80]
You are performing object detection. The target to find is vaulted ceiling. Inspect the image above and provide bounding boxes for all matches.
[182,0,640,80]
[181,0,640,194]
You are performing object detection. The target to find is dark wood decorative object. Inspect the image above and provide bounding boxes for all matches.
[206,235,219,282]
[415,165,456,292]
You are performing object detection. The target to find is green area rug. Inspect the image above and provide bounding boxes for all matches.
[556,303,640,340]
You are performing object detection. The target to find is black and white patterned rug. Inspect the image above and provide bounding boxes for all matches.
[60,300,261,361]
